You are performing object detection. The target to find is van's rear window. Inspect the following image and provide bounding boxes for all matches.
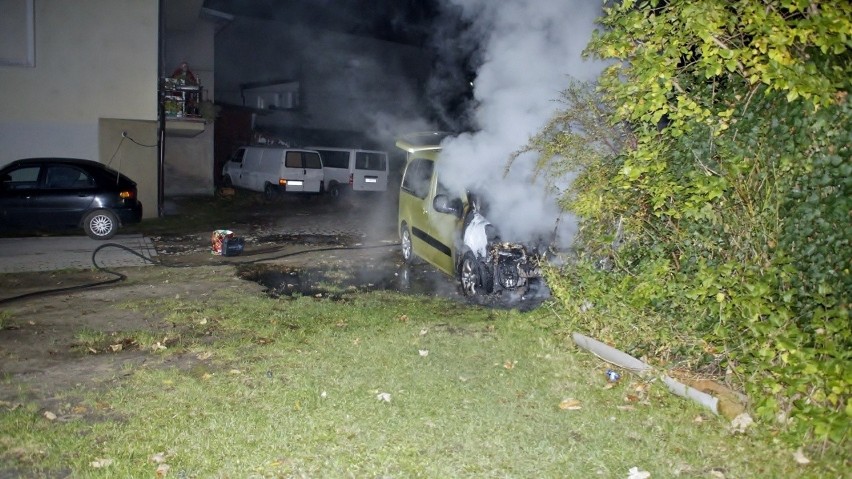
[303,152,322,169]
[355,152,387,171]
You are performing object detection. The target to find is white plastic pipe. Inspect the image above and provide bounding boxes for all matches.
[572,332,719,415]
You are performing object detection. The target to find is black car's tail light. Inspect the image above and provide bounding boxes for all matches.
[119,189,136,199]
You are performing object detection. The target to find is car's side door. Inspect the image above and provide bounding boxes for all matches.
[0,164,42,228]
[226,148,247,187]
[400,158,457,275]
[34,164,97,228]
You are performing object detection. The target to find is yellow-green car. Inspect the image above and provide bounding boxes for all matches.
[396,133,542,297]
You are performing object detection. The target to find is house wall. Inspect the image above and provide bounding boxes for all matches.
[214,19,430,148]
[0,0,159,217]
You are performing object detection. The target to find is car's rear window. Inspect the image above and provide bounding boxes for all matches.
[285,151,302,168]
[355,152,387,171]
[303,152,322,169]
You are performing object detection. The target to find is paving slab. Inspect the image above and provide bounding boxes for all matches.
[0,234,157,273]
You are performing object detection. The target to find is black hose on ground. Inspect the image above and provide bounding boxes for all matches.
[0,241,400,305]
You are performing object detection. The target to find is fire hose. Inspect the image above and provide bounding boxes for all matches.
[0,241,400,305]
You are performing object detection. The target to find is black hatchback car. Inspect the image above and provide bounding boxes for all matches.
[0,158,143,240]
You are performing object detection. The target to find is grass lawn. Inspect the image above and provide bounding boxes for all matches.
[0,274,844,478]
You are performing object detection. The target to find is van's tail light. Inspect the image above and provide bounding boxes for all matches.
[348,173,353,186]
[119,188,136,200]
[279,179,287,186]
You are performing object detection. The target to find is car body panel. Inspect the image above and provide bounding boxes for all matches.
[0,158,142,237]
[307,147,389,193]
[398,149,461,277]
[396,133,543,296]
[222,146,324,194]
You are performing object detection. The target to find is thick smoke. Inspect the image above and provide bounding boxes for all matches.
[432,0,605,249]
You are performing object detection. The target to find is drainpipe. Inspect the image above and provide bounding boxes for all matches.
[157,0,166,217]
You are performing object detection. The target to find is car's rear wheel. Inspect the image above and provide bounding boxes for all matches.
[460,252,493,296]
[327,181,341,199]
[263,183,278,200]
[400,225,415,264]
[83,209,118,240]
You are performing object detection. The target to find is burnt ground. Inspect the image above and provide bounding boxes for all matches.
[0,191,550,414]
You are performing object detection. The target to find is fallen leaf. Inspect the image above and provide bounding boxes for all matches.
[90,458,113,468]
[419,328,428,336]
[792,447,811,465]
[202,373,214,380]
[43,411,57,421]
[155,463,170,477]
[72,405,88,415]
[377,392,392,403]
[150,452,167,464]
[693,415,706,423]
[196,351,212,361]
[109,343,123,352]
[320,391,327,399]
[419,349,429,357]
[198,318,207,325]
[503,360,517,370]
[616,405,635,411]
[397,315,409,323]
[558,398,582,410]
[709,470,726,479]
[229,369,242,375]
[624,394,640,403]
[626,466,651,479]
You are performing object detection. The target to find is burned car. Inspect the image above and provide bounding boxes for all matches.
[397,134,543,297]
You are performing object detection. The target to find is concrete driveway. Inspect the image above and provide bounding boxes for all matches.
[0,234,157,273]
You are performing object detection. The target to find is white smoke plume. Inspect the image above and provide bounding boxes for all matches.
[434,0,606,248]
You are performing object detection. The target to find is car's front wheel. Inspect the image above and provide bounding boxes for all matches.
[460,252,493,296]
[83,209,118,240]
[400,225,415,264]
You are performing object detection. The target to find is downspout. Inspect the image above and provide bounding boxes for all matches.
[156,0,166,217]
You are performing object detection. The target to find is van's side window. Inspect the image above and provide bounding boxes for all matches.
[355,152,387,171]
[304,152,322,169]
[285,151,302,168]
[319,151,349,169]
[231,148,245,165]
[402,159,433,200]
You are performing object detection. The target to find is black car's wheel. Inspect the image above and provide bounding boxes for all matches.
[460,252,493,296]
[400,225,415,264]
[222,175,233,187]
[83,209,118,240]
[263,183,278,200]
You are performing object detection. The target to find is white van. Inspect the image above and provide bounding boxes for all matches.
[222,146,324,198]
[306,147,389,197]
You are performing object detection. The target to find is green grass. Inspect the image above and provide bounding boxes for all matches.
[1,287,846,478]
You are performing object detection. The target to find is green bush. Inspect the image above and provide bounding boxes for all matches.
[532,0,850,448]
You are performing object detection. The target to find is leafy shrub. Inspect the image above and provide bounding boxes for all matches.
[534,0,850,447]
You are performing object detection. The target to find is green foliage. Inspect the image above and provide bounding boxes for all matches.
[535,0,851,448]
